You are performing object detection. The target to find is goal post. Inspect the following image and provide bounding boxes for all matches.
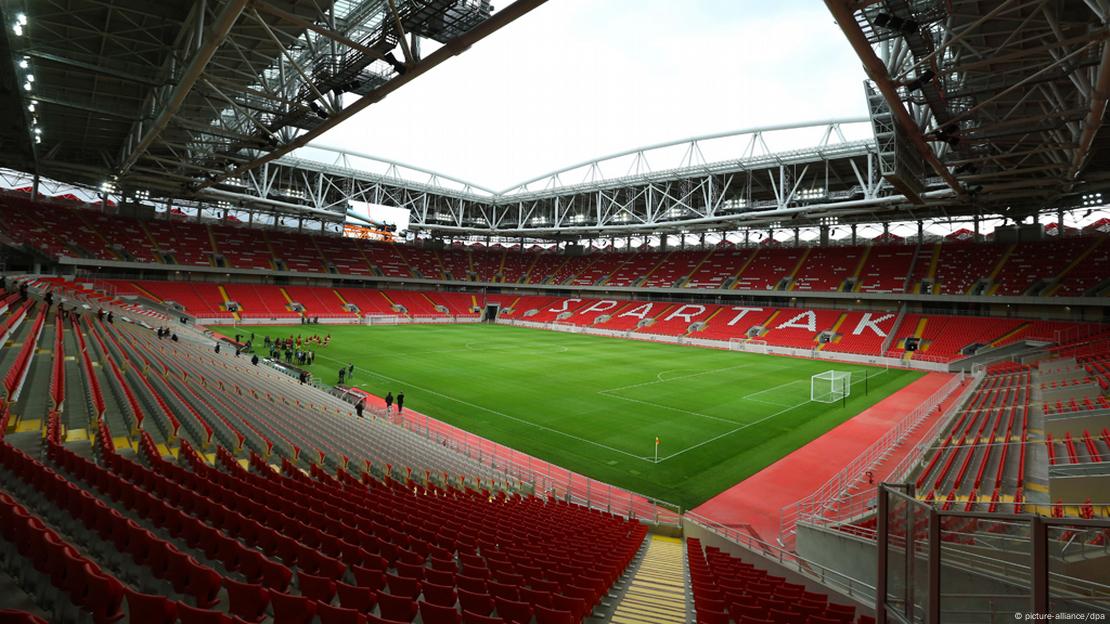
[812,370,852,403]
[729,338,768,354]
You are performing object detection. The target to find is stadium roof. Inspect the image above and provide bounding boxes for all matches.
[0,0,543,195]
[0,0,1107,237]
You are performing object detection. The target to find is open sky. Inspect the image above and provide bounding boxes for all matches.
[314,0,870,193]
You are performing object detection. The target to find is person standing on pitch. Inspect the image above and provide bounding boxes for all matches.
[396,392,405,414]
[347,363,354,380]
[384,392,393,412]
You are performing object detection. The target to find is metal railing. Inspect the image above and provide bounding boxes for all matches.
[332,387,682,526]
[877,485,1110,624]
[686,511,877,603]
[779,371,978,547]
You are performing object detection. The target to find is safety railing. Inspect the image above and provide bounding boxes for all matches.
[877,484,1110,623]
[686,511,877,604]
[332,386,681,526]
[779,371,978,548]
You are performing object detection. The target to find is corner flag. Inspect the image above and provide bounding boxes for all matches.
[653,436,660,463]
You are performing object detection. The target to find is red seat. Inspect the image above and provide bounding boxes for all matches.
[299,571,338,603]
[494,597,532,624]
[519,587,552,608]
[261,560,293,592]
[352,565,386,591]
[534,605,576,624]
[461,611,508,624]
[458,589,495,616]
[376,591,418,623]
[552,593,589,621]
[737,617,774,624]
[336,581,377,613]
[395,561,425,579]
[422,582,458,607]
[176,603,232,624]
[419,601,462,624]
[317,602,368,624]
[425,569,456,587]
[84,563,126,623]
[825,603,856,621]
[487,581,519,602]
[224,579,270,624]
[456,575,488,595]
[767,609,804,624]
[271,590,317,624]
[698,608,729,624]
[124,588,177,624]
[386,573,422,599]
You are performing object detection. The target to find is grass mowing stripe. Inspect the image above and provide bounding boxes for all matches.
[222,323,923,507]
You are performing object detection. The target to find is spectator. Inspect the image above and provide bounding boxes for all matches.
[385,392,393,412]
[396,392,405,414]
[251,354,259,366]
[19,282,28,302]
[355,399,365,418]
[171,333,178,342]
[45,290,54,307]
[106,311,114,324]
[214,343,221,354]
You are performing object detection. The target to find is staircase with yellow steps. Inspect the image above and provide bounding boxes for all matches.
[610,536,688,624]
[784,247,813,291]
[217,285,240,321]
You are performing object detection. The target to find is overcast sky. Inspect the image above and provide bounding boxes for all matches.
[313,0,870,192]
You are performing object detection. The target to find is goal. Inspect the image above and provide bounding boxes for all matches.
[811,370,851,403]
[550,321,581,333]
[729,338,768,354]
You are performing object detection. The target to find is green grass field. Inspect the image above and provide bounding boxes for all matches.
[218,323,922,509]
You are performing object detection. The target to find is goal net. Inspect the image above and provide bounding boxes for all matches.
[812,370,851,403]
[550,321,581,333]
[729,338,768,354]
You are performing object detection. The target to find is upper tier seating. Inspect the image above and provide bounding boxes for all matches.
[733,247,806,291]
[791,246,863,292]
[855,245,916,294]
[3,197,1105,297]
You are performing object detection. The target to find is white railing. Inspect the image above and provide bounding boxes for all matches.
[778,370,979,548]
[685,511,877,603]
[333,388,682,526]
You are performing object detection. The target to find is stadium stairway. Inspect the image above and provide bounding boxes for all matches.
[609,535,687,624]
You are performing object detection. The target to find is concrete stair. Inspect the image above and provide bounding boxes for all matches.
[610,535,688,624]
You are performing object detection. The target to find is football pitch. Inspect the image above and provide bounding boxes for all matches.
[219,323,922,509]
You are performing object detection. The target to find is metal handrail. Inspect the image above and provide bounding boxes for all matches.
[779,371,977,546]
[686,511,877,603]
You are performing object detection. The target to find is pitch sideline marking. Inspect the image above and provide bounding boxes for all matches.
[335,363,658,463]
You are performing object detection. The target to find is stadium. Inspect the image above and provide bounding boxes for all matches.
[0,0,1107,623]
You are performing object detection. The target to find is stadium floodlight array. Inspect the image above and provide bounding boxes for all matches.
[811,370,852,404]
[729,338,768,354]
